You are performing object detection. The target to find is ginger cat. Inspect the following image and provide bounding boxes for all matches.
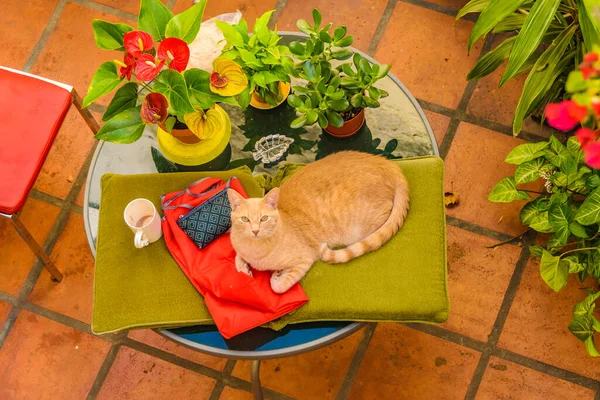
[227,151,410,293]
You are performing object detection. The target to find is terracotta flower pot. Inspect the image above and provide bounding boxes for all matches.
[324,108,365,138]
[250,81,291,110]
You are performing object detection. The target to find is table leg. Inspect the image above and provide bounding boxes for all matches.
[251,359,264,400]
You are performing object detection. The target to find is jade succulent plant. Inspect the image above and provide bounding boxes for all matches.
[285,8,391,129]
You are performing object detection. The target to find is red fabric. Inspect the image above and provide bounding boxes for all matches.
[0,68,72,214]
[161,177,309,338]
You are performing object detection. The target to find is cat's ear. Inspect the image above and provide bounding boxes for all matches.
[263,188,280,210]
[227,189,244,211]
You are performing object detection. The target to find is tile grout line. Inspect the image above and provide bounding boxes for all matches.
[29,189,69,209]
[445,216,517,244]
[404,322,600,392]
[70,0,137,22]
[335,323,377,400]
[22,0,67,72]
[86,343,122,399]
[208,359,236,400]
[399,0,477,21]
[366,0,398,56]
[269,0,289,30]
[464,231,536,399]
[439,36,494,160]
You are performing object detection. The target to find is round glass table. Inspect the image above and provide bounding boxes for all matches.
[84,32,438,398]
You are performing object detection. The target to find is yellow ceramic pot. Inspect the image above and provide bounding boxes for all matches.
[157,104,231,166]
[250,81,291,110]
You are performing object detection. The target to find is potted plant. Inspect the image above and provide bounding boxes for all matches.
[215,10,294,109]
[489,47,600,356]
[285,9,391,138]
[82,0,248,168]
[457,0,599,135]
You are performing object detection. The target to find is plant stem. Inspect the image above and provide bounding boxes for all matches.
[561,247,600,257]
[522,189,550,196]
[485,229,532,249]
[549,233,600,249]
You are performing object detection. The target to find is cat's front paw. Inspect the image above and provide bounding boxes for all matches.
[270,270,294,294]
[235,256,253,277]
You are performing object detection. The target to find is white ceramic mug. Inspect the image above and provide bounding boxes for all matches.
[123,198,163,248]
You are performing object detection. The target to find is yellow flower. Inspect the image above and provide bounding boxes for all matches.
[184,106,225,140]
[209,57,248,96]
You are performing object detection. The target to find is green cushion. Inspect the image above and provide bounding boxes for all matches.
[92,157,449,334]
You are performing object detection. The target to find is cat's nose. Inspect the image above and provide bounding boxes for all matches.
[252,229,259,236]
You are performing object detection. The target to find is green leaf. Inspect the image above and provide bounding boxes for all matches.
[512,24,577,135]
[94,106,145,144]
[529,245,545,258]
[254,11,273,46]
[252,71,280,87]
[306,110,319,125]
[154,69,195,115]
[594,316,600,332]
[575,186,600,225]
[326,110,344,128]
[303,61,316,80]
[287,94,303,108]
[529,211,554,233]
[488,177,532,202]
[585,336,600,357]
[91,20,133,50]
[562,256,586,273]
[164,116,176,133]
[515,158,547,184]
[566,70,587,93]
[102,82,138,122]
[312,8,322,28]
[327,99,349,112]
[296,19,312,35]
[334,26,347,41]
[332,49,353,60]
[500,0,561,86]
[505,141,549,164]
[82,62,123,108]
[493,13,527,33]
[457,0,490,20]
[570,221,590,238]
[577,0,600,50]
[165,0,207,43]
[573,292,600,318]
[549,202,573,245]
[385,139,398,153]
[350,93,363,108]
[317,112,328,128]
[138,0,173,41]
[289,41,305,56]
[540,250,568,292]
[215,20,245,47]
[237,87,251,109]
[569,316,595,341]
[336,36,354,47]
[467,0,525,52]
[183,69,238,110]
[467,36,515,80]
[586,175,600,190]
[290,114,308,129]
[363,97,380,108]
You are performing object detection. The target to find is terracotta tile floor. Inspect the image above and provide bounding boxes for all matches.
[1,0,599,399]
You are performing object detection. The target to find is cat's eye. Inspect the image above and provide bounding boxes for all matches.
[260,216,269,222]
[241,216,250,223]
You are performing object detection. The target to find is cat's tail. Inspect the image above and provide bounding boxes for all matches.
[320,179,410,264]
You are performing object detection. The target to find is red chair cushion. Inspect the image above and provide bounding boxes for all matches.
[0,69,72,214]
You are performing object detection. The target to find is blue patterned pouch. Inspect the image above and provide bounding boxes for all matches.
[177,188,233,249]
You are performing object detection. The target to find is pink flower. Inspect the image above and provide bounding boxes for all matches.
[545,100,588,131]
[576,127,597,148]
[584,141,600,169]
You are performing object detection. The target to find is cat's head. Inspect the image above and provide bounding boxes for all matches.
[228,188,280,239]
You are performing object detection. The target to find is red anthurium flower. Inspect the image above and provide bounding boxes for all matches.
[591,98,600,117]
[584,141,600,169]
[135,54,164,81]
[114,52,135,80]
[157,38,190,72]
[140,93,169,124]
[124,30,154,57]
[581,65,595,79]
[584,52,599,63]
[545,100,587,131]
[576,127,597,149]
